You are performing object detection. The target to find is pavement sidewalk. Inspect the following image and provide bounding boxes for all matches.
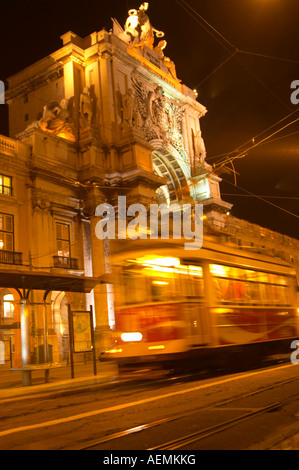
[0,361,119,400]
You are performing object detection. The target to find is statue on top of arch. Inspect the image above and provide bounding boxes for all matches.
[119,2,165,49]
[116,3,180,81]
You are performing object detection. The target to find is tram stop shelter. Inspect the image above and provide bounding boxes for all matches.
[0,269,104,386]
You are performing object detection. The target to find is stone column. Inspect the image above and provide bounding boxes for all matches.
[20,299,31,386]
[89,215,113,354]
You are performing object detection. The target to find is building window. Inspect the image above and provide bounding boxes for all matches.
[0,175,12,196]
[56,222,71,258]
[0,213,14,252]
[3,293,14,318]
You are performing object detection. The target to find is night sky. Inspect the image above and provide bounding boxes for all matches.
[0,0,298,239]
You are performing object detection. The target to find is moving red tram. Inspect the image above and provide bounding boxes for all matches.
[102,239,299,370]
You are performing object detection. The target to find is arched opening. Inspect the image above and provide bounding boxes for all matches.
[51,291,69,363]
[0,289,16,366]
[152,146,191,204]
[3,293,14,318]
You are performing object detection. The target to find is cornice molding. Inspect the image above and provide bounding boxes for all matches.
[6,65,63,102]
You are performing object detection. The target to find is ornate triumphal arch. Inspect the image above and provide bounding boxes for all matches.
[9,2,231,215]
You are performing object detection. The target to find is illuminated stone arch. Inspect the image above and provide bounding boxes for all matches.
[151,143,192,205]
[0,288,17,366]
[51,291,69,362]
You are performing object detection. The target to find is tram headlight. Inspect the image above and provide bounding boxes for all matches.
[105,347,123,354]
[121,332,143,342]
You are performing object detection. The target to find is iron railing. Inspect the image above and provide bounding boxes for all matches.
[0,250,22,265]
[53,256,79,270]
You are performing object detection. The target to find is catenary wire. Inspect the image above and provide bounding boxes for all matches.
[213,115,299,172]
[175,0,294,113]
[221,176,299,221]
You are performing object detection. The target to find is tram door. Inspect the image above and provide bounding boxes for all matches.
[184,304,208,346]
[181,264,208,346]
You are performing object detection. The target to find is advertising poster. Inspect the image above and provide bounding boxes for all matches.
[72,311,92,353]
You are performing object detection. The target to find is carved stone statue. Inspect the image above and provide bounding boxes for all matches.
[154,40,180,81]
[149,85,164,128]
[38,99,76,141]
[80,86,94,126]
[120,2,164,49]
[121,88,135,127]
[137,2,155,48]
[192,129,207,174]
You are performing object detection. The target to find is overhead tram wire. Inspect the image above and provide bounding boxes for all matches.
[222,194,299,201]
[175,0,297,114]
[212,115,299,174]
[237,50,299,65]
[163,104,299,211]
[175,0,237,53]
[173,0,240,104]
[209,108,299,164]
[208,128,299,164]
[174,162,299,223]
[174,0,299,179]
[191,50,238,91]
[206,106,299,175]
[169,2,299,184]
[207,122,299,185]
[220,176,299,221]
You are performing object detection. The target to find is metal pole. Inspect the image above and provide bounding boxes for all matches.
[43,301,50,382]
[43,301,48,363]
[9,337,12,368]
[90,305,97,376]
[20,299,31,386]
[68,304,75,379]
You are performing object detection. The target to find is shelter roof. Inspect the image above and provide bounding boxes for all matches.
[0,269,103,297]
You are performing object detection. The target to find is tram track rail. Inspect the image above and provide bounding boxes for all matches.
[148,399,292,450]
[76,372,299,450]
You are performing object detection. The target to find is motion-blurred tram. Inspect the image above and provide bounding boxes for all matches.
[102,238,299,370]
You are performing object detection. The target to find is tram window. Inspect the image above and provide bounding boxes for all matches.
[275,285,288,305]
[213,278,248,302]
[151,278,172,301]
[122,271,149,305]
[210,264,291,306]
[150,269,181,301]
[262,284,277,304]
[121,262,204,304]
[179,265,204,298]
[187,266,204,298]
[188,276,204,298]
[181,275,204,298]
